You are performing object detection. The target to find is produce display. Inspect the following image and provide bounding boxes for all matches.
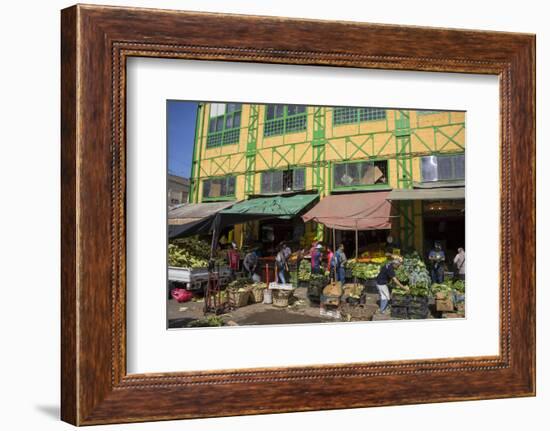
[298,259,311,281]
[169,237,226,268]
[346,260,382,279]
[452,279,465,293]
[392,252,432,297]
[168,243,209,268]
[226,277,250,292]
[307,274,329,302]
[431,283,453,296]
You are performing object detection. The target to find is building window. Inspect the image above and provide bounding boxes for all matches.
[421,154,465,182]
[202,176,236,199]
[264,104,307,137]
[333,107,386,126]
[333,160,388,189]
[261,168,306,194]
[207,103,242,148]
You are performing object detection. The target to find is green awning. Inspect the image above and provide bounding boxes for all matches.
[220,193,319,218]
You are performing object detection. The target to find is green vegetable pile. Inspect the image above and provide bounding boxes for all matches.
[452,279,465,293]
[187,316,224,327]
[298,259,311,281]
[392,252,432,297]
[227,278,250,292]
[168,237,226,268]
[168,243,209,268]
[346,261,381,279]
[431,283,453,295]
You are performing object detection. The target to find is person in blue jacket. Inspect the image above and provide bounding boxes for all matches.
[428,241,446,283]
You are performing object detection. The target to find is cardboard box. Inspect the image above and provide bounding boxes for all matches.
[436,298,454,312]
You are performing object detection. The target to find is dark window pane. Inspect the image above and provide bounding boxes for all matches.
[421,156,438,182]
[274,105,285,118]
[437,156,453,180]
[203,180,210,197]
[347,163,360,184]
[271,171,283,193]
[375,161,388,184]
[226,115,233,129]
[233,112,241,128]
[209,119,216,133]
[359,162,375,185]
[454,154,465,179]
[227,177,236,195]
[333,161,388,188]
[216,117,224,132]
[293,168,305,190]
[333,164,347,187]
[261,172,271,193]
[219,179,227,196]
[266,105,276,120]
[333,107,358,125]
[287,105,305,116]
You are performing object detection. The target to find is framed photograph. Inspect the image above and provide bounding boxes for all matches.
[61,4,535,425]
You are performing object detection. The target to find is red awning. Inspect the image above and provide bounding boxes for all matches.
[302,191,392,231]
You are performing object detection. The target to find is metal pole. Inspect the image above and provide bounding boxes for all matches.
[355,220,359,259]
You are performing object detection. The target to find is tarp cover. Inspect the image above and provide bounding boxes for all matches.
[168,201,236,224]
[168,201,236,239]
[388,187,465,201]
[302,191,392,231]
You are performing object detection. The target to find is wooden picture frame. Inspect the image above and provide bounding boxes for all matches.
[61,4,535,425]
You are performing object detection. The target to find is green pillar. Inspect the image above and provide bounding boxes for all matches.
[189,103,204,203]
[395,110,415,251]
[312,107,327,242]
[245,104,259,197]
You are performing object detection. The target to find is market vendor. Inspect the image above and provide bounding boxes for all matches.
[275,244,290,284]
[243,249,259,279]
[282,242,292,260]
[428,241,446,283]
[335,243,347,284]
[227,242,240,278]
[311,243,323,274]
[453,247,466,281]
[326,246,335,279]
[376,258,408,314]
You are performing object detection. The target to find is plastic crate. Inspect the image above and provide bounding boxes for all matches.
[391,306,408,319]
[408,310,429,319]
[391,294,411,307]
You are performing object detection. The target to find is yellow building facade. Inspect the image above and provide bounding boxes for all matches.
[189,103,465,253]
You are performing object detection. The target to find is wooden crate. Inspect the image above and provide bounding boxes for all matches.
[436,298,454,312]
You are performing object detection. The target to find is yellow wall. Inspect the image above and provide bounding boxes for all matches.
[191,104,465,250]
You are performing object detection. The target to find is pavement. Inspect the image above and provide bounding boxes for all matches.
[168,286,383,328]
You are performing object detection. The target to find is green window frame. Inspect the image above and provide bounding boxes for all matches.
[332,159,389,190]
[202,175,236,200]
[206,103,242,148]
[420,154,465,182]
[263,104,307,137]
[333,107,386,126]
[260,167,306,194]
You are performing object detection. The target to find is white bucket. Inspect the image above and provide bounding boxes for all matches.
[263,288,273,304]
